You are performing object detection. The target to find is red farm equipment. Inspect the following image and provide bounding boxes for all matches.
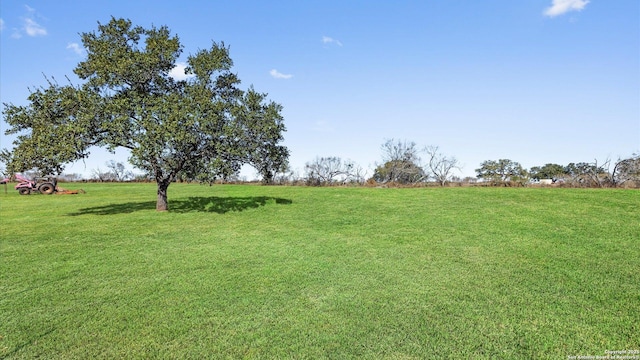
[5,174,85,195]
[13,174,58,195]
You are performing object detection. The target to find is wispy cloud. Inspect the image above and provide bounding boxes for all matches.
[24,18,47,36]
[66,42,84,55]
[169,62,195,81]
[12,5,47,38]
[270,69,293,79]
[0,19,5,32]
[322,36,343,47]
[544,0,590,17]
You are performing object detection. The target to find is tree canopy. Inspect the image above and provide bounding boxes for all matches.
[529,163,565,181]
[2,17,288,210]
[476,159,528,185]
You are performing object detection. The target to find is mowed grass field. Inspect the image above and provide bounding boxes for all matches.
[1,183,638,359]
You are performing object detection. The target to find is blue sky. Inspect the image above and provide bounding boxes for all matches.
[1,0,638,179]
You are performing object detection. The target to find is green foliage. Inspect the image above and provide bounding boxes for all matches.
[235,87,289,184]
[2,17,288,210]
[372,160,426,184]
[476,159,528,185]
[529,157,640,187]
[1,184,638,358]
[562,162,608,187]
[529,163,565,180]
[2,81,104,175]
[564,162,606,178]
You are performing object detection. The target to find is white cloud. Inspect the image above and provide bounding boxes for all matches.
[24,18,46,36]
[66,42,84,55]
[0,19,5,32]
[544,0,590,17]
[270,69,293,79]
[322,36,343,47]
[169,62,194,81]
[13,6,47,37]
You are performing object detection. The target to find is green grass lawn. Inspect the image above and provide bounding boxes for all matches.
[1,183,638,359]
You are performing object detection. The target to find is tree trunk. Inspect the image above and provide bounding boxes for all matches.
[156,180,170,211]
[261,170,273,185]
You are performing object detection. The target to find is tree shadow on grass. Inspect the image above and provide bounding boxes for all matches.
[68,196,292,216]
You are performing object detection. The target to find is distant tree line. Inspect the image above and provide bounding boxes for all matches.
[474,156,640,188]
[4,139,638,189]
[292,141,639,188]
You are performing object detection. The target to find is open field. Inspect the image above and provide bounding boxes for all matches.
[1,183,638,359]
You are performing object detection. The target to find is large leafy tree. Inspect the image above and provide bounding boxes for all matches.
[372,160,426,184]
[237,88,289,184]
[529,163,566,181]
[2,18,288,211]
[475,159,528,185]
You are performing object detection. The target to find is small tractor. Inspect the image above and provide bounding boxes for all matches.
[2,174,85,195]
[13,174,58,195]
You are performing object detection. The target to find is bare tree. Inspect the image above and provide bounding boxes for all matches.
[305,156,358,186]
[563,160,612,187]
[374,139,426,184]
[59,173,83,182]
[106,160,134,182]
[273,166,295,185]
[91,167,113,182]
[424,145,460,186]
[349,163,368,184]
[610,154,640,187]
